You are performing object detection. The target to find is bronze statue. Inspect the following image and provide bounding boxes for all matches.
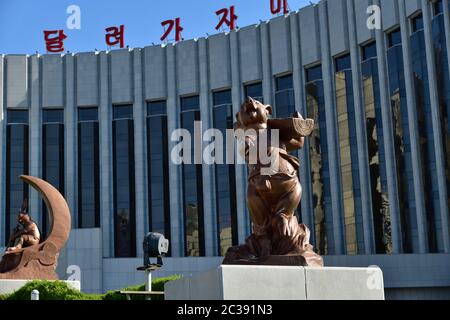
[0,175,71,279]
[5,200,41,253]
[223,97,323,267]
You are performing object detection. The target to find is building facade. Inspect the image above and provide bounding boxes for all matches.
[1,0,450,299]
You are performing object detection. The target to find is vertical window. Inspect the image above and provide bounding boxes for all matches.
[112,105,136,257]
[213,90,238,256]
[431,5,450,252]
[432,0,443,16]
[244,82,263,103]
[147,101,171,253]
[305,65,332,255]
[5,110,29,244]
[180,96,205,256]
[335,54,363,255]
[361,41,392,254]
[78,107,100,228]
[42,109,64,237]
[412,14,424,33]
[386,28,416,252]
[275,74,295,118]
[410,16,439,252]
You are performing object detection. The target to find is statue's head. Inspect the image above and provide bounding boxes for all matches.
[17,199,30,225]
[17,212,30,225]
[236,97,272,131]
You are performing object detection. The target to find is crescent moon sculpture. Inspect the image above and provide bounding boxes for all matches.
[0,175,71,280]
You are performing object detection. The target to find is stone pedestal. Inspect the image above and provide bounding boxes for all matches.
[165,265,384,300]
[0,280,81,295]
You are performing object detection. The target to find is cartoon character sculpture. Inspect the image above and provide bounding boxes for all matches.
[223,97,323,267]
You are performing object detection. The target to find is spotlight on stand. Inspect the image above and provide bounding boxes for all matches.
[137,232,169,292]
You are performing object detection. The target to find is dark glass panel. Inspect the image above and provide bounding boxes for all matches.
[244,82,263,103]
[147,100,167,116]
[147,101,171,254]
[42,123,65,237]
[411,29,438,252]
[306,65,322,83]
[275,74,295,118]
[335,54,363,254]
[180,96,200,112]
[305,67,332,255]
[113,105,133,120]
[361,51,393,254]
[276,74,294,91]
[180,96,204,256]
[387,43,416,253]
[433,0,443,16]
[388,29,402,48]
[78,107,98,122]
[213,90,238,256]
[7,110,29,124]
[78,120,100,228]
[412,14,424,32]
[5,121,29,244]
[43,109,64,123]
[113,105,136,257]
[432,12,450,251]
[335,54,352,72]
[362,42,377,61]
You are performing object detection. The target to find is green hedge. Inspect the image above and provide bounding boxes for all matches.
[0,275,181,300]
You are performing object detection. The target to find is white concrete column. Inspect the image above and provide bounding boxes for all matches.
[198,38,217,256]
[421,0,450,252]
[399,0,427,253]
[346,0,375,254]
[230,31,250,243]
[133,49,146,258]
[29,55,42,228]
[318,1,344,255]
[289,13,313,235]
[166,44,184,257]
[0,55,4,243]
[261,22,274,106]
[373,0,403,254]
[64,54,77,229]
[99,51,113,257]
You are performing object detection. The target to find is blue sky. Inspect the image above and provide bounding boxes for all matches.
[0,0,312,54]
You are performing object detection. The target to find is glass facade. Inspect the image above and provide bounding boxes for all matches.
[244,82,263,103]
[410,14,438,252]
[432,2,450,252]
[42,109,65,237]
[5,110,29,244]
[77,107,100,228]
[361,42,392,254]
[213,90,238,256]
[147,101,171,252]
[275,74,295,118]
[305,65,332,255]
[387,29,416,253]
[335,54,363,254]
[112,105,136,257]
[180,96,205,256]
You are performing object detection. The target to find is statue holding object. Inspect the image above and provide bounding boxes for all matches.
[223,97,323,267]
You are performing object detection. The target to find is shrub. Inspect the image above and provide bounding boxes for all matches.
[5,280,100,300]
[102,274,182,301]
[1,275,181,300]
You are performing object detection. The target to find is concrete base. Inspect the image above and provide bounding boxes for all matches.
[0,280,81,295]
[165,265,385,300]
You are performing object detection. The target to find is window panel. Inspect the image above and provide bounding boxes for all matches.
[113,105,136,257]
[147,101,171,255]
[213,90,238,256]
